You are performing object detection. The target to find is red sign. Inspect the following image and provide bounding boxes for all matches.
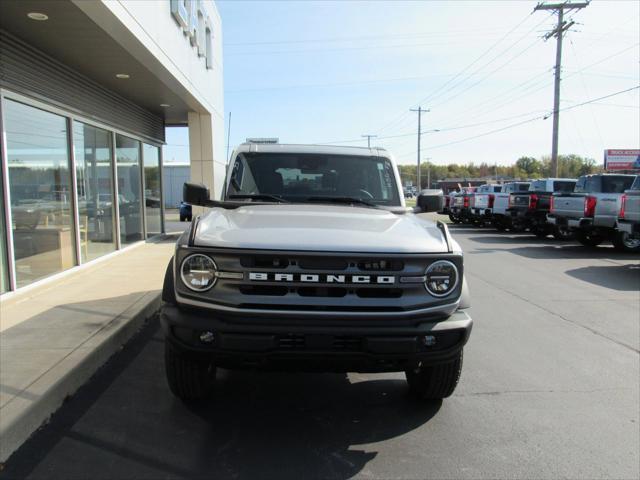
[604,149,640,171]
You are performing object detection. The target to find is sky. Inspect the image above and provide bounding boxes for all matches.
[163,0,639,168]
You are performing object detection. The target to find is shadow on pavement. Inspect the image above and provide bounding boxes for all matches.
[565,264,640,291]
[1,321,441,480]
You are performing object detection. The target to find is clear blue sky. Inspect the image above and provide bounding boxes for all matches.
[163,0,639,168]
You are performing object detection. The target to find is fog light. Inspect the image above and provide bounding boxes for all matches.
[199,331,215,344]
[422,335,436,347]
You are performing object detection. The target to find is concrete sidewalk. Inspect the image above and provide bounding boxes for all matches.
[0,235,177,462]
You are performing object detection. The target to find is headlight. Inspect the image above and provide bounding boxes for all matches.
[181,254,218,291]
[424,260,458,297]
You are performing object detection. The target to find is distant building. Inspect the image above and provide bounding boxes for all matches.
[163,164,191,208]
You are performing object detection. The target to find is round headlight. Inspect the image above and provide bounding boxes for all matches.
[181,254,218,292]
[424,260,458,297]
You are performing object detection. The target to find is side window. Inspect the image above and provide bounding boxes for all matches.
[574,176,587,193]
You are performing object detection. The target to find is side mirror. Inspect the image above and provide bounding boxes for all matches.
[183,182,211,206]
[416,189,444,213]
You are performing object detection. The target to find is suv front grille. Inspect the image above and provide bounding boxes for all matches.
[177,249,463,313]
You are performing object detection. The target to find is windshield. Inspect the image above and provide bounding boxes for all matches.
[226,152,401,206]
[575,175,635,193]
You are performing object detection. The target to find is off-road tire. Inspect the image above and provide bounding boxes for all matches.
[179,215,185,222]
[405,350,463,400]
[576,231,605,247]
[165,341,216,401]
[612,231,640,252]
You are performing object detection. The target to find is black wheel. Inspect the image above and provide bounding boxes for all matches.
[165,341,216,401]
[552,226,575,241]
[612,231,640,252]
[405,351,463,400]
[187,215,193,222]
[576,230,605,247]
[494,221,506,232]
[449,214,461,224]
[179,215,185,222]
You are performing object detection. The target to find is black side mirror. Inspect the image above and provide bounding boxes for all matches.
[416,189,444,213]
[183,182,211,206]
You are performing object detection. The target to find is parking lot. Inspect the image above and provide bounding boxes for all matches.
[1,221,638,480]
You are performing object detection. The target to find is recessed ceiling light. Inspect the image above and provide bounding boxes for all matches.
[27,12,48,21]
[115,73,130,79]
[159,104,171,108]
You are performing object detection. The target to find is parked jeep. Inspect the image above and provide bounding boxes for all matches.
[161,143,472,402]
[548,173,639,251]
[507,178,576,239]
[617,176,640,241]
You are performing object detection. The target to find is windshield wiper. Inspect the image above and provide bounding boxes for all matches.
[228,194,288,203]
[304,196,378,208]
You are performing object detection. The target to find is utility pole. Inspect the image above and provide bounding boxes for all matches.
[535,1,588,176]
[409,107,429,190]
[361,134,377,148]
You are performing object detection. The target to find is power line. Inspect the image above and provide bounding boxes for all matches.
[373,12,538,136]
[432,42,638,130]
[415,86,640,152]
[421,15,552,110]
[224,27,537,47]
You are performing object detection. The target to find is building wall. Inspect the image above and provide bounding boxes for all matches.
[163,165,191,208]
[74,0,226,197]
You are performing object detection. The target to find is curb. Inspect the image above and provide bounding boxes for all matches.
[0,292,162,463]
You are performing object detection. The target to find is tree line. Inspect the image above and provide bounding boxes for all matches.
[399,154,602,189]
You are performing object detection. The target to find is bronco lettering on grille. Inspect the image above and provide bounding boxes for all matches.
[248,272,395,284]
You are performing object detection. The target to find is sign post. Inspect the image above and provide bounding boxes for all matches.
[604,150,640,171]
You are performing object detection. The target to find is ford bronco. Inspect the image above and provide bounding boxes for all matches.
[161,143,472,401]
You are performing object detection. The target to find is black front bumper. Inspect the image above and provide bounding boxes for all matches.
[160,304,472,373]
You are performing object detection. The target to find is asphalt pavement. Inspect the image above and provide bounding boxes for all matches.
[1,224,638,480]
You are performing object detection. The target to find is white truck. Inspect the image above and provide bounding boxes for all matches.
[161,143,472,402]
[617,176,640,240]
[548,173,639,251]
[491,182,531,231]
[469,184,503,226]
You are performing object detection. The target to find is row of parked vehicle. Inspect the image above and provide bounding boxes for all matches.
[441,173,640,252]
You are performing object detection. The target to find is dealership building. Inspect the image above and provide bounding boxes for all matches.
[0,0,224,294]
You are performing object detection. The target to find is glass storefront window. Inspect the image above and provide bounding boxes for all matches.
[116,135,143,245]
[4,99,76,287]
[143,144,162,238]
[0,175,9,293]
[74,122,116,262]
